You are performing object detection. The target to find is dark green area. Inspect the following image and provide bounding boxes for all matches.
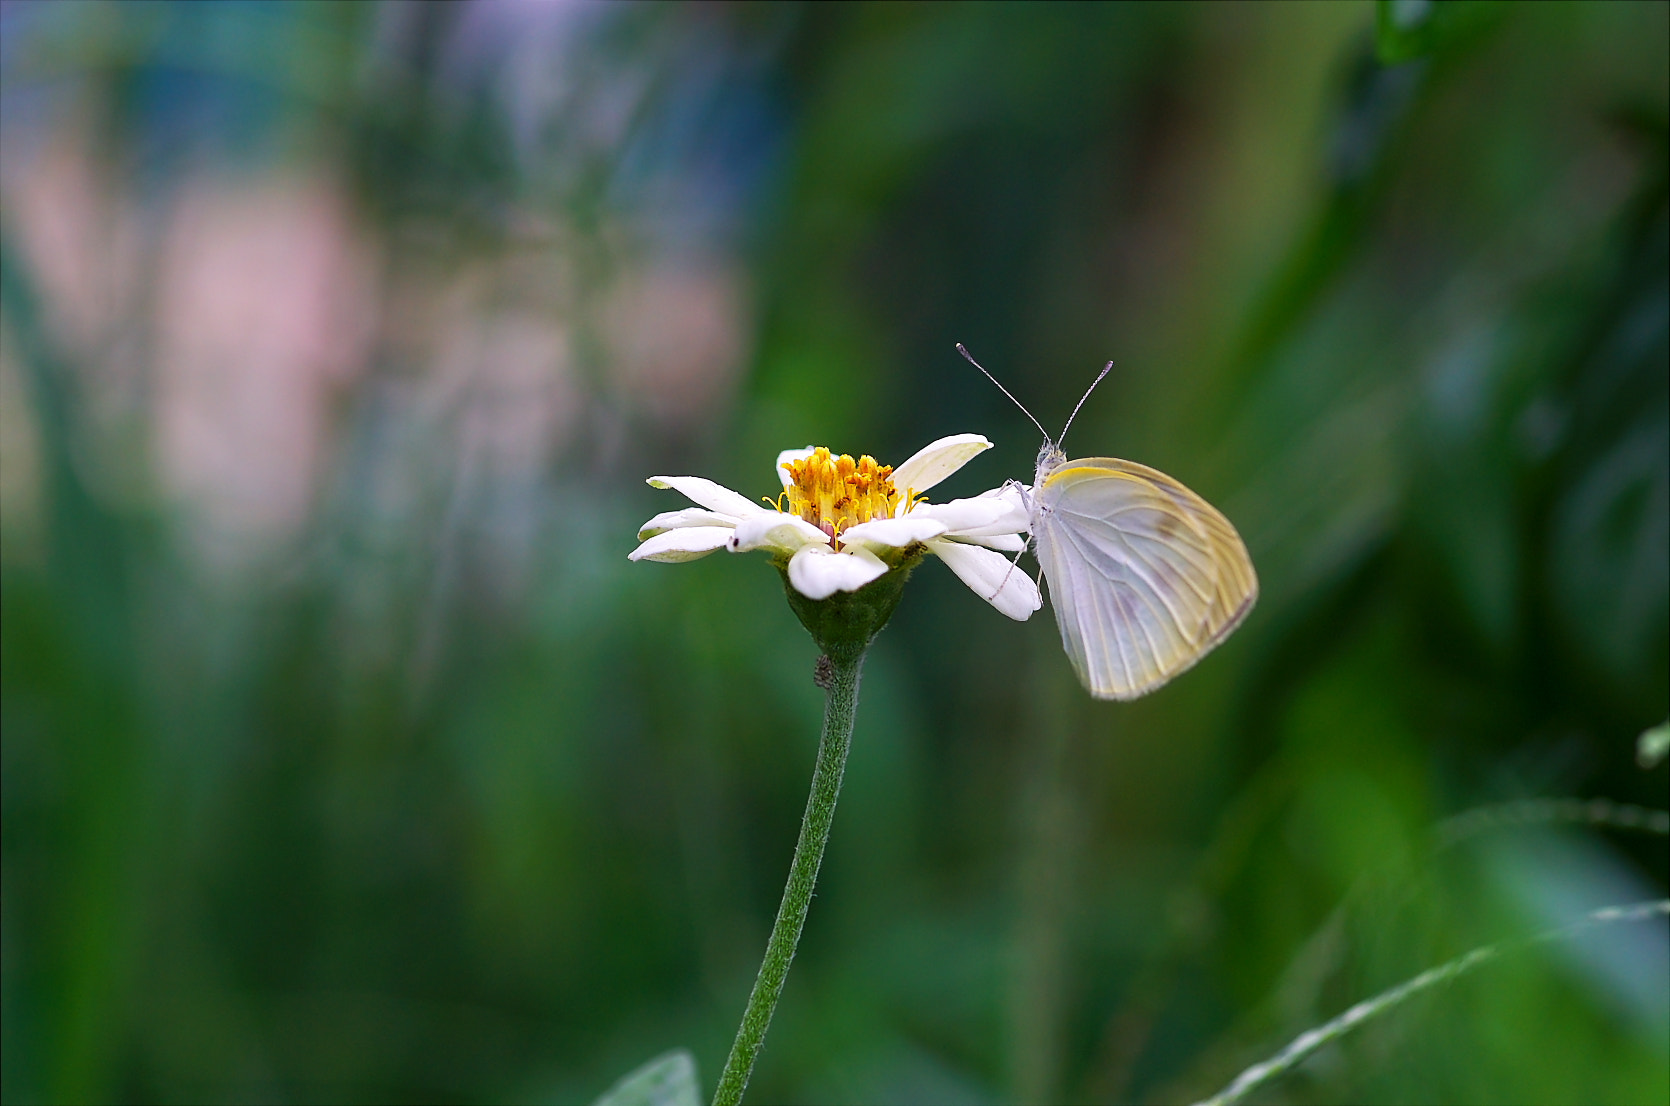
[1,2,1665,1103]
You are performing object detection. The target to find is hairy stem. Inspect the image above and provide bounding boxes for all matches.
[711,651,864,1106]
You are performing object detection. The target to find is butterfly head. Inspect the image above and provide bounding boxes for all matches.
[1035,439,1068,482]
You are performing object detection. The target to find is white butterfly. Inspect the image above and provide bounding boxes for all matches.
[960,344,1258,700]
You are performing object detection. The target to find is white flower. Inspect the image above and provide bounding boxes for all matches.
[629,434,1041,619]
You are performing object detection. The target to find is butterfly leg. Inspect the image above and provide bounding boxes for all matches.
[988,478,1036,600]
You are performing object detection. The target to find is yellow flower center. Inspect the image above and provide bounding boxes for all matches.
[780,447,902,543]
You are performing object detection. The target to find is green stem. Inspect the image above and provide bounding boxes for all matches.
[711,651,864,1106]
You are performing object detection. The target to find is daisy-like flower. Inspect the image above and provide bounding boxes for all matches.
[629,434,1041,620]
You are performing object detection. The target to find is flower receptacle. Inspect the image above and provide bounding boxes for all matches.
[779,549,924,661]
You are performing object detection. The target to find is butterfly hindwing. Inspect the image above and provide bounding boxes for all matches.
[1034,458,1257,700]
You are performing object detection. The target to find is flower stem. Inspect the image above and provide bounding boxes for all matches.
[711,650,864,1106]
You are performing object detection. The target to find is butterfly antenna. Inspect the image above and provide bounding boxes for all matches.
[956,343,1050,442]
[1057,360,1114,447]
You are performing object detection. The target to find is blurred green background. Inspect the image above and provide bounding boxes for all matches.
[2,2,1666,1103]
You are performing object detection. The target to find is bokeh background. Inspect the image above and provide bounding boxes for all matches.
[2,2,1666,1104]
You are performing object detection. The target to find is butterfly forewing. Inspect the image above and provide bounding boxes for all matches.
[1034,458,1257,700]
[1111,459,1257,646]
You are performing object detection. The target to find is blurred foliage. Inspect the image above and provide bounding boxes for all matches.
[1,2,1665,1104]
[594,1050,699,1106]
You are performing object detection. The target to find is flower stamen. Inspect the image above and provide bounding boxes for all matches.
[780,447,901,548]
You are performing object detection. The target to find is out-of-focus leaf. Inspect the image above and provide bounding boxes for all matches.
[1640,721,1670,768]
[1374,0,1505,65]
[591,1050,700,1106]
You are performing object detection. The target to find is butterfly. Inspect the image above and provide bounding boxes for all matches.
[959,344,1258,700]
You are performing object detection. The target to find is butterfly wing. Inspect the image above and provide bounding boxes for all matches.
[1033,458,1257,700]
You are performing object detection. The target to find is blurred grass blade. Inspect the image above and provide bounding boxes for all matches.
[592,1050,700,1106]
[1192,900,1670,1106]
[1435,796,1670,847]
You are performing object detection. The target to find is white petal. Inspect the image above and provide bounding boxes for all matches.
[890,434,993,497]
[787,546,889,600]
[981,482,1030,509]
[775,446,816,488]
[729,513,830,554]
[637,507,737,540]
[958,532,1027,552]
[629,526,735,563]
[840,515,947,549]
[647,476,769,519]
[949,484,1034,539]
[970,495,1030,536]
[927,538,1041,621]
[908,495,1016,536]
[976,483,1033,526]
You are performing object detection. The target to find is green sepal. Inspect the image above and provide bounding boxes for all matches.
[778,547,924,662]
